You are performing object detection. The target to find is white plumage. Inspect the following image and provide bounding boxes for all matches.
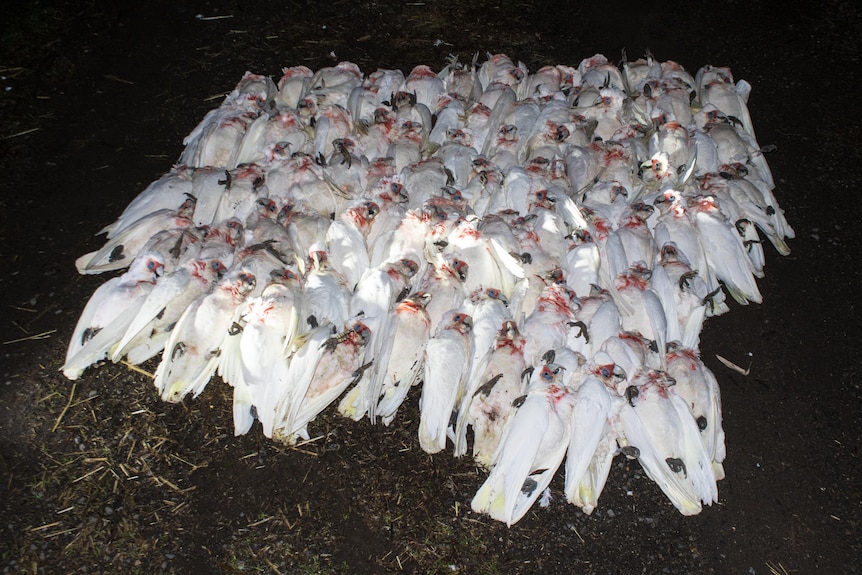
[65,53,791,525]
[471,362,576,526]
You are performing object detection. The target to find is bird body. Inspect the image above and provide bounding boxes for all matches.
[154,268,257,402]
[471,363,577,526]
[619,368,718,515]
[63,252,164,379]
[418,311,474,454]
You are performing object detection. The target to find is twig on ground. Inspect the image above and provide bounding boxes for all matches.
[196,14,234,21]
[4,329,56,345]
[715,354,751,375]
[52,382,77,432]
[103,74,134,85]
[72,466,104,483]
[1,127,40,139]
[122,361,155,378]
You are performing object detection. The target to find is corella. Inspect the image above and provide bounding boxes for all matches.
[64,53,791,525]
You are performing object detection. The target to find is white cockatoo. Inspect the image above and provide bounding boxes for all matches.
[619,368,719,515]
[154,267,257,402]
[462,320,528,467]
[418,310,474,454]
[471,362,577,526]
[63,251,165,379]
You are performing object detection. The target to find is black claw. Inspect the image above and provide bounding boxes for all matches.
[568,320,589,343]
[395,287,410,303]
[743,239,762,252]
[171,341,186,361]
[168,234,185,259]
[228,322,243,336]
[734,218,752,237]
[541,349,555,365]
[625,385,639,407]
[702,286,723,308]
[666,457,687,476]
[218,170,232,189]
[81,326,101,346]
[351,361,374,381]
[512,395,527,408]
[679,270,698,291]
[619,445,640,459]
[108,244,125,263]
[322,337,339,352]
[473,374,503,397]
[696,416,708,431]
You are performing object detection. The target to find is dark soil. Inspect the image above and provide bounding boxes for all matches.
[1,1,860,573]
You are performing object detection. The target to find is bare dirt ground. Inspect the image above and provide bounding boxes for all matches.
[1,1,860,573]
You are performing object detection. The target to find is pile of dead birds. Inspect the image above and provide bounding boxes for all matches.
[63,53,792,525]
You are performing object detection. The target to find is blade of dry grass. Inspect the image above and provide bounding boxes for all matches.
[121,361,155,378]
[715,354,751,375]
[51,382,76,432]
[3,329,56,344]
